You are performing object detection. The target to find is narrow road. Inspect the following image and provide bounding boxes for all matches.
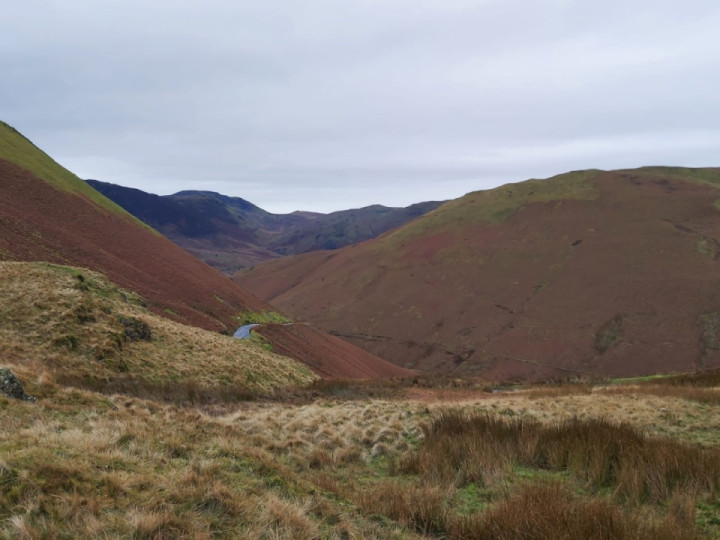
[233,324,259,339]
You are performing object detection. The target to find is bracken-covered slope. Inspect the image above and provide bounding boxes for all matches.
[237,168,720,380]
[0,121,411,379]
[87,179,443,274]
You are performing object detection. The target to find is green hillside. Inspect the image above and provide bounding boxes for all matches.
[384,169,601,246]
[0,261,316,398]
[0,121,152,229]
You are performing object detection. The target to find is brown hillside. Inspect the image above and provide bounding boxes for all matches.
[237,168,720,380]
[0,155,406,379]
[0,158,271,332]
[254,324,414,379]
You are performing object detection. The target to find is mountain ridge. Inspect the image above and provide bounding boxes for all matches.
[86,179,444,273]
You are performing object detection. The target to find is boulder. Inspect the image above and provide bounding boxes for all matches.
[0,368,35,402]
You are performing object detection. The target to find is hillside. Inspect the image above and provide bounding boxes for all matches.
[0,121,410,379]
[0,120,272,333]
[87,179,443,274]
[0,262,316,397]
[238,167,720,380]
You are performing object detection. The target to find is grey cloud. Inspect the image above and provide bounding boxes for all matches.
[2,0,719,212]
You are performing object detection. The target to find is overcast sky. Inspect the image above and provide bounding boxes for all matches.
[2,1,719,213]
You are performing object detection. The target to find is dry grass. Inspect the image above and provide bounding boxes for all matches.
[449,481,698,540]
[205,385,720,538]
[400,410,720,503]
[3,377,720,538]
[468,390,720,447]
[219,399,420,471]
[603,382,720,406]
[0,387,407,539]
[0,262,316,400]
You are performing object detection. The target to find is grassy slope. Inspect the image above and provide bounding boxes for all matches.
[0,121,153,231]
[381,166,720,247]
[383,168,601,245]
[0,262,316,396]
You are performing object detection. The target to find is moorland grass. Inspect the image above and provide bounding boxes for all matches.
[383,169,600,247]
[4,374,720,538]
[0,262,317,400]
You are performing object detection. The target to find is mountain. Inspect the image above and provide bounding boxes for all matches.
[86,179,444,274]
[0,120,411,379]
[237,167,720,380]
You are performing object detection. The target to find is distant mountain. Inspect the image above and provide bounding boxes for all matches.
[0,120,412,379]
[86,179,444,274]
[237,167,720,381]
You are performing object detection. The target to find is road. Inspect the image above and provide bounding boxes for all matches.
[233,324,259,339]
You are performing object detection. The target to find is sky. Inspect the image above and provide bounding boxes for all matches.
[2,0,720,213]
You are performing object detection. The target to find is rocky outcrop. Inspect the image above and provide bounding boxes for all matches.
[0,368,35,401]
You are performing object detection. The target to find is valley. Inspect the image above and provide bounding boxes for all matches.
[87,179,443,274]
[2,120,720,538]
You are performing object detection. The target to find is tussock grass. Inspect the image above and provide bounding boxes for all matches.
[3,377,720,538]
[357,481,451,535]
[653,368,720,387]
[0,387,402,539]
[449,481,698,540]
[221,399,420,471]
[209,382,720,538]
[597,369,720,406]
[603,383,720,406]
[400,411,720,503]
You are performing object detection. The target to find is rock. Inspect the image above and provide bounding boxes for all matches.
[0,368,35,402]
[118,316,152,342]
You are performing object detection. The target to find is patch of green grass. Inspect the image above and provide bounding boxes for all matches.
[697,238,719,259]
[248,329,274,352]
[235,310,292,325]
[452,482,496,515]
[700,312,720,355]
[697,498,720,537]
[636,166,720,188]
[609,373,673,384]
[595,315,623,354]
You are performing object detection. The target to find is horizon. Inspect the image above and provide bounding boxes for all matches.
[82,162,714,216]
